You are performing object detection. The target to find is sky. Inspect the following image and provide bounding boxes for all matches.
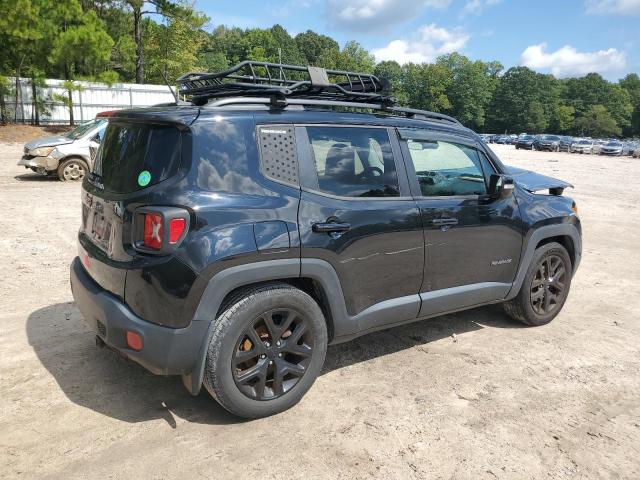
[195,0,640,81]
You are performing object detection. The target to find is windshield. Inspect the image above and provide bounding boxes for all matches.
[578,140,591,145]
[522,135,534,140]
[543,135,560,141]
[606,141,622,146]
[65,119,105,140]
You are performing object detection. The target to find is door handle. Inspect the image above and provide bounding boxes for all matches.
[431,218,459,226]
[312,222,351,233]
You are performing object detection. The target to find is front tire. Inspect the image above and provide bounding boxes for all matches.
[503,242,572,326]
[203,283,328,419]
[57,158,88,181]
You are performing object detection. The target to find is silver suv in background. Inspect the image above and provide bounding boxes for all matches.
[18,116,108,181]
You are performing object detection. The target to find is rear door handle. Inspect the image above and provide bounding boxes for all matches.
[312,222,351,233]
[431,218,459,226]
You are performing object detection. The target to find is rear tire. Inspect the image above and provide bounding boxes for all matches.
[203,283,328,419]
[57,158,88,181]
[503,242,572,326]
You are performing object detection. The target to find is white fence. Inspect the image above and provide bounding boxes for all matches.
[3,77,177,124]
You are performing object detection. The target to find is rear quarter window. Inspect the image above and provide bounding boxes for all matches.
[92,122,182,193]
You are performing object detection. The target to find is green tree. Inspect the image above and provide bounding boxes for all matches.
[335,41,375,73]
[620,73,640,135]
[401,63,451,113]
[551,105,575,133]
[143,13,208,83]
[0,75,11,124]
[374,61,406,104]
[487,67,560,133]
[574,105,620,137]
[48,10,115,80]
[52,80,84,125]
[564,73,632,132]
[295,30,340,68]
[436,53,502,130]
[120,0,199,83]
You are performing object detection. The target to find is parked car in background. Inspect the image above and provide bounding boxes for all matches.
[516,135,536,150]
[570,139,595,154]
[18,114,109,181]
[559,136,573,152]
[534,135,561,151]
[496,135,511,144]
[633,145,640,158]
[592,140,606,155]
[601,141,624,156]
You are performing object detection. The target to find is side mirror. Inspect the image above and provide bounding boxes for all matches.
[488,174,515,200]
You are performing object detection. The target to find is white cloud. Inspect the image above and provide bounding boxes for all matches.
[520,43,626,77]
[585,0,640,14]
[327,0,452,31]
[461,0,502,16]
[372,24,470,64]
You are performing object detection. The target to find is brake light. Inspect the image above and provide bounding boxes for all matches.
[135,207,189,253]
[169,218,186,243]
[143,213,163,250]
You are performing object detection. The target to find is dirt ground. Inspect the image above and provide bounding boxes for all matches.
[0,124,70,143]
[1,135,639,480]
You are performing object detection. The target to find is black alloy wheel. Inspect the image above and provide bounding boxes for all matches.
[530,254,567,315]
[232,308,314,401]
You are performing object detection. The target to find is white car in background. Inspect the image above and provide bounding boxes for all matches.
[18,114,110,181]
[570,138,595,154]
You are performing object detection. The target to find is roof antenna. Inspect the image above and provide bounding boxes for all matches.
[161,67,180,104]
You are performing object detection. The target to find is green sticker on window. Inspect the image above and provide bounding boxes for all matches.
[138,170,151,187]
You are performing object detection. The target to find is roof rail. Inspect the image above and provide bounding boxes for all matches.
[177,61,462,126]
[206,97,463,126]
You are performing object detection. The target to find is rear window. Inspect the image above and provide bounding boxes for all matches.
[91,122,181,193]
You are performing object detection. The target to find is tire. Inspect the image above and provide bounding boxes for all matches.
[503,242,572,326]
[57,158,88,181]
[203,282,328,419]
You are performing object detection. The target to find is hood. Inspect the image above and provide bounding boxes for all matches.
[24,135,74,150]
[505,166,573,194]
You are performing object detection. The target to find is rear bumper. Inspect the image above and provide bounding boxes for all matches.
[70,256,208,376]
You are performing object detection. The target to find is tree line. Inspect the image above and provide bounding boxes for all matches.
[1,0,639,136]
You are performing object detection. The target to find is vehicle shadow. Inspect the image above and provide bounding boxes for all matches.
[14,173,58,182]
[27,301,521,426]
[322,305,522,373]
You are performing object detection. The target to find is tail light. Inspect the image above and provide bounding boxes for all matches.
[133,206,190,254]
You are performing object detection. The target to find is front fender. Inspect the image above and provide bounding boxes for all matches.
[505,221,582,300]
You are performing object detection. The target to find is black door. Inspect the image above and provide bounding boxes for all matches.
[398,129,523,316]
[296,125,424,334]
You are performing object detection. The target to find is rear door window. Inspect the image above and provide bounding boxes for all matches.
[91,122,182,193]
[304,126,400,198]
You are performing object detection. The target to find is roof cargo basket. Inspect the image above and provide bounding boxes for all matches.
[176,61,462,126]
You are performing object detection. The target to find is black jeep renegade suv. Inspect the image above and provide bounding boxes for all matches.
[70,62,581,418]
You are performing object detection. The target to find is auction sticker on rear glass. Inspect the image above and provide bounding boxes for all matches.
[138,170,151,187]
